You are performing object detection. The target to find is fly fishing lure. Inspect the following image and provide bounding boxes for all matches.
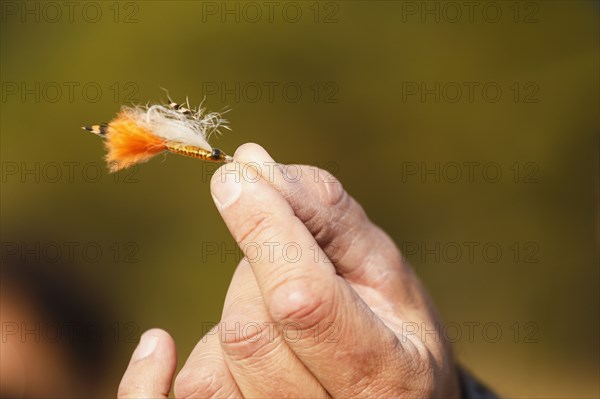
[83,98,233,172]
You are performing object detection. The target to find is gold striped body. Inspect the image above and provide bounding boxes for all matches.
[166,142,212,159]
[165,142,233,163]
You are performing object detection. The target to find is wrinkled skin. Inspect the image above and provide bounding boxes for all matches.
[118,144,460,399]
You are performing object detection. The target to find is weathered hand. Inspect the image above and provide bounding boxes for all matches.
[118,143,460,399]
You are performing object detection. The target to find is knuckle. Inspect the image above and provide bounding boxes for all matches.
[268,276,336,332]
[301,165,349,210]
[220,326,282,364]
[299,165,347,208]
[318,169,346,207]
[293,166,367,248]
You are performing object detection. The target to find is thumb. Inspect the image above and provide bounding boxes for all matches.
[118,328,177,399]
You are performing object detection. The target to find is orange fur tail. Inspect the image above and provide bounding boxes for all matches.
[105,112,167,172]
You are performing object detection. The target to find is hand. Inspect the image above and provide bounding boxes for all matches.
[117,143,460,398]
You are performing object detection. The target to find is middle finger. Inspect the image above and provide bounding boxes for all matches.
[220,259,329,399]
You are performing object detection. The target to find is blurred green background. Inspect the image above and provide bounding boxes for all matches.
[1,1,598,397]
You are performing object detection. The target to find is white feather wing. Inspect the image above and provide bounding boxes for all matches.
[123,104,228,150]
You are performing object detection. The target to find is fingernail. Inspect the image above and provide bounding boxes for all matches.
[133,332,159,361]
[211,163,242,209]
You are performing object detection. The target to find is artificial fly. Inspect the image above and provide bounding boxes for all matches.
[82,98,233,172]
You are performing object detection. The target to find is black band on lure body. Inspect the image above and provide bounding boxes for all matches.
[211,148,222,160]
